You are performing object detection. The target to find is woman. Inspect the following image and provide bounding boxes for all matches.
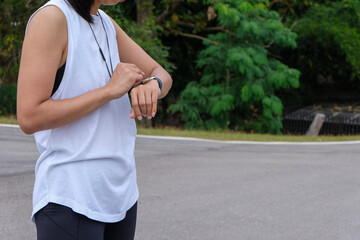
[17,0,172,239]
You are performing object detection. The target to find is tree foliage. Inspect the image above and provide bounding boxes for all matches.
[272,0,360,104]
[171,0,300,133]
[293,0,360,81]
[0,0,45,115]
[0,0,45,85]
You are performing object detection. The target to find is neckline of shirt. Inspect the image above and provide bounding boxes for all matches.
[91,12,101,22]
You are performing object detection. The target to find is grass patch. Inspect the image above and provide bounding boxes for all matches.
[137,127,360,142]
[1,115,359,142]
[0,115,18,125]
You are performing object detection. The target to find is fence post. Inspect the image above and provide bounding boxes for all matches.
[306,113,326,136]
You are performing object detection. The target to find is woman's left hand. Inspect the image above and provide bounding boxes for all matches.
[130,80,161,120]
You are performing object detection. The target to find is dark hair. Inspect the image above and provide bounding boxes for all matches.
[67,0,95,23]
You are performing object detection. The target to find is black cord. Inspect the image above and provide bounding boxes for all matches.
[88,11,113,78]
[99,12,113,74]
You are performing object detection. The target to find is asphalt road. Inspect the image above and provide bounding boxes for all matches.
[1,125,360,240]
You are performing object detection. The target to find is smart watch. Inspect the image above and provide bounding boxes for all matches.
[141,77,162,90]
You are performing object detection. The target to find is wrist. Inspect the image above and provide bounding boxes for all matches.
[101,84,114,102]
[102,83,126,102]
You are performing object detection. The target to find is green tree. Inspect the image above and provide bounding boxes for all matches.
[171,0,300,133]
[272,0,360,105]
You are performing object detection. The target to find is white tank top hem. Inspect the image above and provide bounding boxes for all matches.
[32,179,139,223]
[28,0,139,223]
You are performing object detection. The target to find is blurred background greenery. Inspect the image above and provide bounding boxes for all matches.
[1,0,359,134]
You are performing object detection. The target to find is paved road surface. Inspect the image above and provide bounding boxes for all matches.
[1,125,360,240]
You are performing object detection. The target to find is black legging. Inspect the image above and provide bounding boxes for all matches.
[35,202,137,240]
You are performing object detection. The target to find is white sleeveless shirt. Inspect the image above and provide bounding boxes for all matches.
[29,0,138,223]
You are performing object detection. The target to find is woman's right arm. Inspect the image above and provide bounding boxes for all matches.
[17,6,143,134]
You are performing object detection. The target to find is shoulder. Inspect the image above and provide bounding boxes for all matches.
[25,5,67,51]
[27,5,67,37]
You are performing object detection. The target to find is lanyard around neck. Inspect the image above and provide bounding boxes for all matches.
[88,11,113,78]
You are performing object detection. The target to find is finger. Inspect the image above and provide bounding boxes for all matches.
[130,90,142,120]
[145,89,152,119]
[137,88,147,117]
[133,75,143,86]
[124,63,145,76]
[115,63,144,80]
[151,89,158,118]
[130,108,135,119]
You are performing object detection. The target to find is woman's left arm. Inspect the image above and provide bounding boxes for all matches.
[110,18,172,120]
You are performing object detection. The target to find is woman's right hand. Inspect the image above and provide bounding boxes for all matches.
[106,62,145,100]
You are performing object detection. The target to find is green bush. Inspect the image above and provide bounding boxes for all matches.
[171,0,300,133]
